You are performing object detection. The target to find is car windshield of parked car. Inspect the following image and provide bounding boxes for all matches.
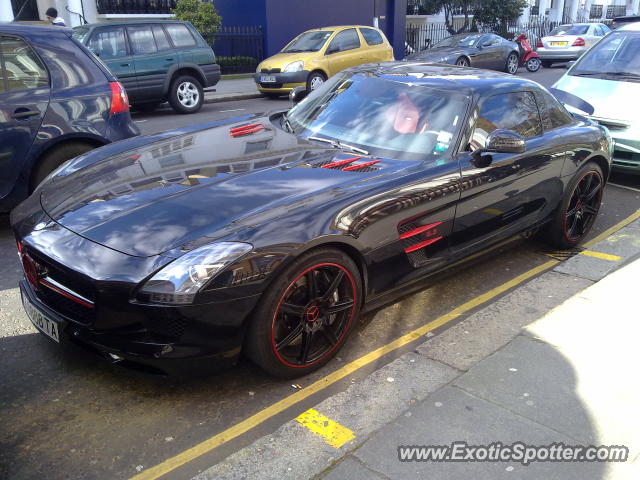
[549,25,589,36]
[283,31,334,52]
[433,35,479,48]
[571,31,640,79]
[287,72,468,161]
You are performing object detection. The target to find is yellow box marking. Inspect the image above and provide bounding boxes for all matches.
[295,409,355,448]
[580,250,622,262]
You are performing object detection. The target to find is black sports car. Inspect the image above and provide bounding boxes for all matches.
[11,63,612,378]
[406,33,521,74]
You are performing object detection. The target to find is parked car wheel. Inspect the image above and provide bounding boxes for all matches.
[542,162,604,249]
[455,56,470,67]
[168,75,204,114]
[306,71,326,92]
[245,248,361,378]
[505,52,519,74]
[542,60,553,68]
[30,142,95,192]
[526,57,542,72]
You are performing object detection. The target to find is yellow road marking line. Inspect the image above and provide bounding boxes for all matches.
[583,207,640,247]
[295,409,355,448]
[580,250,622,262]
[130,208,640,480]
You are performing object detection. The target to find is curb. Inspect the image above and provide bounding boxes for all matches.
[203,93,264,104]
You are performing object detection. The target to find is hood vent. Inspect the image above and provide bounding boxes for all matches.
[312,156,381,173]
[229,123,266,137]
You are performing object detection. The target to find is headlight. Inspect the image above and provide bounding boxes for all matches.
[283,60,304,72]
[137,242,252,304]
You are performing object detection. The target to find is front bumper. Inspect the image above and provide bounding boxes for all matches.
[254,70,309,93]
[601,125,640,174]
[537,46,586,60]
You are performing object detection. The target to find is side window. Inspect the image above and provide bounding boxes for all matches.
[152,25,171,51]
[601,24,611,35]
[327,28,361,53]
[472,92,542,147]
[88,27,128,58]
[165,24,197,48]
[537,90,574,130]
[489,34,502,45]
[360,28,384,46]
[0,36,49,92]
[127,26,157,55]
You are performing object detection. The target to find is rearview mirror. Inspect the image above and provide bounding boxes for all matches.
[289,86,308,104]
[484,129,526,154]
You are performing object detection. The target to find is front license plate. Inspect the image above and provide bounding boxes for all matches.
[260,75,277,83]
[550,41,567,47]
[22,292,60,343]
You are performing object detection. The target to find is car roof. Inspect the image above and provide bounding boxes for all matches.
[80,20,191,28]
[308,25,381,31]
[0,22,72,35]
[618,22,640,31]
[353,62,541,96]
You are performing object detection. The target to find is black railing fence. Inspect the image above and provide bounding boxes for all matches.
[204,26,264,74]
[96,0,176,15]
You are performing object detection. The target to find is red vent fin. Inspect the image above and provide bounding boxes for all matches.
[321,156,361,169]
[342,160,381,171]
[399,221,443,240]
[404,236,443,253]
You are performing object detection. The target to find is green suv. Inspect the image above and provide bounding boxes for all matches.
[73,21,220,114]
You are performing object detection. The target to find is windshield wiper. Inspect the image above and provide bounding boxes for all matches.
[308,136,369,155]
[571,72,603,76]
[281,113,294,133]
[605,71,640,79]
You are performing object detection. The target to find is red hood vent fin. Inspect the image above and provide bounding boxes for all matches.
[229,123,266,137]
[315,156,381,173]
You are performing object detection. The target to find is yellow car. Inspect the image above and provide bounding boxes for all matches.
[255,25,394,97]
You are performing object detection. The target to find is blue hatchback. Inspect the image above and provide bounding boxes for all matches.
[0,24,139,212]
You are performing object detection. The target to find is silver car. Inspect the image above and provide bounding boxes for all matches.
[537,23,610,67]
[553,23,640,174]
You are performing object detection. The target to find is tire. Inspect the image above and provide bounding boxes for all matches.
[30,142,95,192]
[168,75,204,114]
[306,71,326,92]
[505,52,519,74]
[245,248,362,378]
[526,57,541,72]
[455,56,470,67]
[541,162,604,249]
[542,60,553,68]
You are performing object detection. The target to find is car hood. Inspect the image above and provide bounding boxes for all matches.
[39,117,406,257]
[259,51,320,70]
[554,74,640,123]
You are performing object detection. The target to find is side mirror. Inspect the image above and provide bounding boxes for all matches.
[484,129,526,154]
[289,86,308,104]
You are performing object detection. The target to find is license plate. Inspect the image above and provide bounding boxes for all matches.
[550,41,567,47]
[22,291,60,343]
[260,75,277,83]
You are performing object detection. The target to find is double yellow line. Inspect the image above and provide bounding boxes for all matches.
[132,208,640,480]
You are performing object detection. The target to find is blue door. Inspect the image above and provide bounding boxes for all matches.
[0,34,50,199]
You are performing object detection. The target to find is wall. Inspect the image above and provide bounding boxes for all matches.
[214,0,267,28]
[264,0,406,59]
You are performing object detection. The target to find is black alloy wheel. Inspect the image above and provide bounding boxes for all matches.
[543,162,604,248]
[245,248,361,378]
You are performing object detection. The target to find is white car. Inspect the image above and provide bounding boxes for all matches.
[537,23,610,67]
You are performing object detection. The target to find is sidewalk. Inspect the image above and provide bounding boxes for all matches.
[194,218,640,480]
[204,76,263,103]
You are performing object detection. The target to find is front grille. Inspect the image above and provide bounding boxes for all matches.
[28,250,95,302]
[260,82,283,89]
[260,68,281,73]
[36,286,95,325]
[145,316,187,340]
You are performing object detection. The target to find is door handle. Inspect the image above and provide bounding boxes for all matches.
[120,63,130,67]
[165,58,174,61]
[12,109,40,119]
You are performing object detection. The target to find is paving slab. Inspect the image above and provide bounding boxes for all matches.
[322,456,388,480]
[351,386,604,480]
[416,271,593,371]
[553,226,640,281]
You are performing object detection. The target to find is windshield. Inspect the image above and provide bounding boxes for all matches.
[287,72,468,161]
[571,31,640,79]
[433,35,480,48]
[283,31,334,53]
[72,26,90,42]
[549,25,589,36]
